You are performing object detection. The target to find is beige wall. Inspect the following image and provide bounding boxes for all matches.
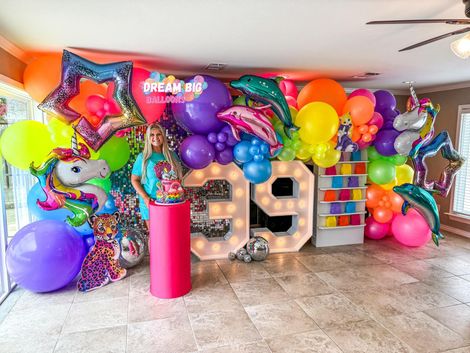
[0,47,25,83]
[397,88,470,234]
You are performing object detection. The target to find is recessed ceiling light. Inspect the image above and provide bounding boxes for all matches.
[204,63,227,71]
[352,72,381,79]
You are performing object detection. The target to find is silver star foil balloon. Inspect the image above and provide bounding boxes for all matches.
[246,236,269,261]
[118,228,147,268]
[39,50,146,150]
[412,130,465,198]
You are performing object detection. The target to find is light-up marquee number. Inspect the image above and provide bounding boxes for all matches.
[184,163,250,260]
[251,161,314,253]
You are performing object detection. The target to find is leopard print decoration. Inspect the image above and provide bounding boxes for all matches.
[77,212,127,292]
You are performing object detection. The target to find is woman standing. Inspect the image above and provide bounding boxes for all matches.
[131,123,182,229]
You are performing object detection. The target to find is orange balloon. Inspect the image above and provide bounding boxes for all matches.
[374,207,394,223]
[69,80,108,118]
[342,96,374,126]
[369,124,379,134]
[358,125,368,134]
[23,54,63,102]
[362,133,372,142]
[351,128,361,142]
[389,191,404,213]
[297,78,347,114]
[366,184,384,208]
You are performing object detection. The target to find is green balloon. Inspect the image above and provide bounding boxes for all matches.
[367,146,381,161]
[0,120,53,170]
[389,154,407,166]
[233,96,254,106]
[278,148,296,161]
[87,177,112,193]
[368,160,396,185]
[98,136,130,171]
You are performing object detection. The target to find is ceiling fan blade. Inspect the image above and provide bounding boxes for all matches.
[367,19,470,25]
[399,27,470,51]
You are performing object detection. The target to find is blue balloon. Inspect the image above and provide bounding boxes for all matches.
[243,159,272,184]
[260,143,269,155]
[96,193,118,215]
[249,146,260,156]
[27,183,73,222]
[233,141,253,163]
[251,138,261,146]
[253,154,264,162]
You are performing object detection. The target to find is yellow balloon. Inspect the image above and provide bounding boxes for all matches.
[396,164,414,185]
[47,118,100,159]
[380,178,398,190]
[312,141,341,168]
[289,106,298,124]
[296,102,339,145]
[0,120,54,170]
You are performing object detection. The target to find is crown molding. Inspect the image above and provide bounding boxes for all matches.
[0,35,31,64]
[417,81,470,94]
[0,73,24,90]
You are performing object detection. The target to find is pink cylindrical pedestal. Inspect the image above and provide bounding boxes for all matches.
[149,200,191,298]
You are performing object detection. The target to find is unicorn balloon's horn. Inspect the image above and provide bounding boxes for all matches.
[405,81,419,108]
[71,125,79,156]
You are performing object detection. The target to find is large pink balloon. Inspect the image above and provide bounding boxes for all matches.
[131,67,166,123]
[391,209,431,247]
[349,89,376,106]
[365,217,389,240]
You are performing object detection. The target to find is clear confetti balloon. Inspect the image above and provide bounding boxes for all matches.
[118,228,147,268]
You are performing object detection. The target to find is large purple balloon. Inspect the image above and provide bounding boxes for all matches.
[6,220,86,293]
[374,129,400,156]
[172,75,232,135]
[180,134,215,169]
[374,90,396,114]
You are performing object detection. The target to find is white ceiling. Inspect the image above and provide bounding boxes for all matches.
[0,0,469,91]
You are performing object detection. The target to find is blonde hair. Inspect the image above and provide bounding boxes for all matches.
[141,123,182,183]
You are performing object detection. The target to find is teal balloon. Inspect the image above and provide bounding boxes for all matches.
[368,160,396,185]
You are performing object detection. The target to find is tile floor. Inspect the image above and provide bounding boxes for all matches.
[2,233,470,353]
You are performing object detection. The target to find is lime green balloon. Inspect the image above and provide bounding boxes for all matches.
[278,148,296,161]
[98,136,130,171]
[0,120,54,170]
[368,160,396,185]
[367,146,381,161]
[233,96,254,106]
[87,177,112,193]
[390,154,407,166]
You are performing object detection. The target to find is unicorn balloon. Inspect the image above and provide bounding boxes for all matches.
[30,137,110,227]
[393,82,438,157]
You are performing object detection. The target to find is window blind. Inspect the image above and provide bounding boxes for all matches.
[453,108,470,217]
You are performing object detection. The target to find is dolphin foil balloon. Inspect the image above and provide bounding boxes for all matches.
[393,183,443,246]
[230,75,298,138]
[217,105,283,156]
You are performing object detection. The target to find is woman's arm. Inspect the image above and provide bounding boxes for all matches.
[130,174,151,207]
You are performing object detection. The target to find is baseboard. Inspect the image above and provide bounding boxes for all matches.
[441,224,470,239]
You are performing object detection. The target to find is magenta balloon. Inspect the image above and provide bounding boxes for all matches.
[349,89,376,106]
[369,112,384,129]
[179,135,215,169]
[172,75,232,134]
[392,209,431,247]
[374,129,400,156]
[374,90,396,113]
[6,220,86,293]
[365,217,389,240]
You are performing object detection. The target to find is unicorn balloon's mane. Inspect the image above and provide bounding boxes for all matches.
[30,143,99,227]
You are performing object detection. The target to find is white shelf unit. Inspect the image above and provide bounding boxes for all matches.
[312,150,368,247]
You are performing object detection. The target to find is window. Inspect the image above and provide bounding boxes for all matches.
[0,81,43,303]
[452,105,470,218]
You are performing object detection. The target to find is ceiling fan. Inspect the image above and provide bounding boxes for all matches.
[367,0,470,56]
